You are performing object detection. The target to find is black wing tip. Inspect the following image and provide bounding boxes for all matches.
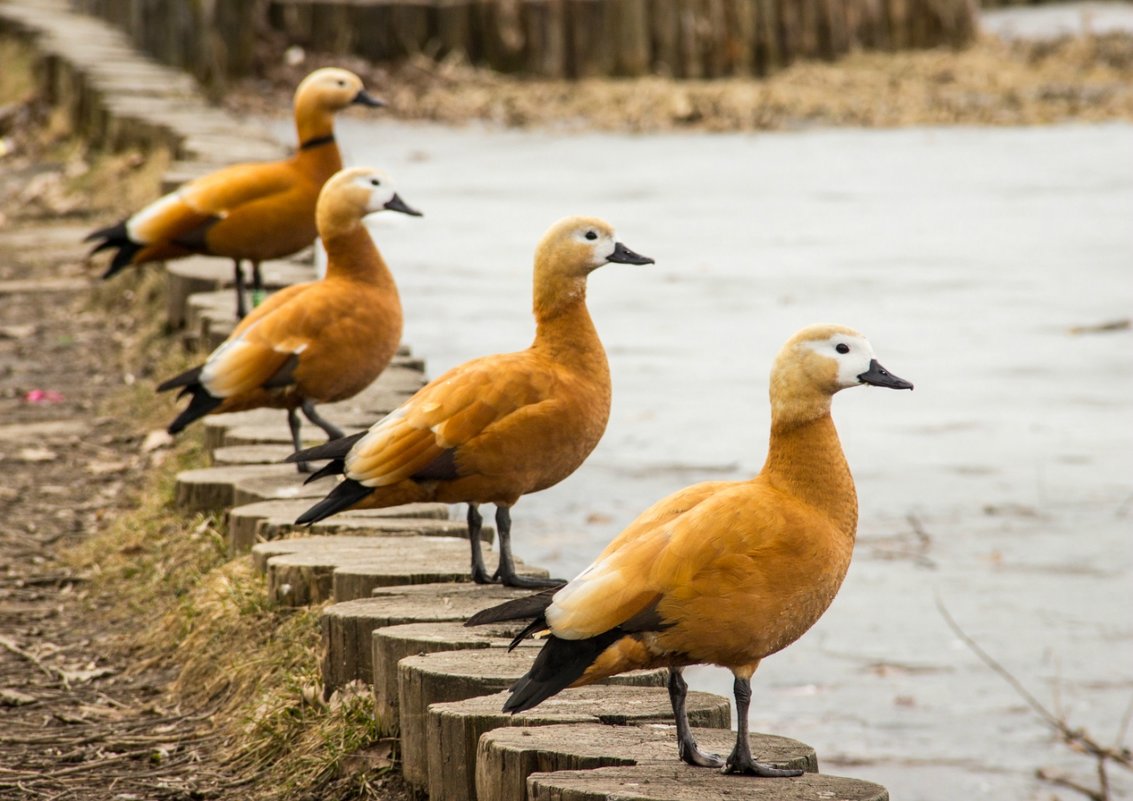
[294,478,372,525]
[166,388,222,434]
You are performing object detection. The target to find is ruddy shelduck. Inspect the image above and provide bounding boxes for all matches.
[86,67,384,317]
[467,324,913,776]
[156,166,421,466]
[289,216,654,587]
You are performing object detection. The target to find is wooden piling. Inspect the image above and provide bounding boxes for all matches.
[371,620,535,724]
[527,765,890,801]
[400,649,668,790]
[477,723,819,801]
[227,498,460,553]
[425,686,731,801]
[320,583,536,695]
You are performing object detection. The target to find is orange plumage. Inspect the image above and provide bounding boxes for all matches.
[86,67,384,317]
[468,324,913,776]
[155,166,422,464]
[291,216,654,587]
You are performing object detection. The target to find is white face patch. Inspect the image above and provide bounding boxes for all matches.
[573,226,616,269]
[803,333,876,389]
[355,170,397,214]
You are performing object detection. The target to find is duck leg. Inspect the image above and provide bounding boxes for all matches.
[287,408,311,473]
[233,259,247,319]
[251,260,265,308]
[300,400,346,441]
[668,668,724,768]
[467,504,494,584]
[723,674,803,777]
[492,506,563,588]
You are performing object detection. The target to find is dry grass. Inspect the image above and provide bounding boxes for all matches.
[233,32,1133,132]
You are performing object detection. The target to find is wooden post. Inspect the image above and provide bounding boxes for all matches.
[401,650,668,792]
[520,0,567,78]
[527,765,890,801]
[371,620,535,725]
[426,686,730,801]
[477,723,819,801]
[319,584,537,695]
[649,0,681,77]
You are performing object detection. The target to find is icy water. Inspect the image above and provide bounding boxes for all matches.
[275,117,1133,799]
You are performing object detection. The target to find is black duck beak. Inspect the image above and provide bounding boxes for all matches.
[857,359,914,390]
[607,242,654,265]
[384,193,423,217]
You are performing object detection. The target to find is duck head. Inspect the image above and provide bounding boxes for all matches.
[295,67,385,112]
[770,324,912,423]
[533,216,653,319]
[316,166,422,240]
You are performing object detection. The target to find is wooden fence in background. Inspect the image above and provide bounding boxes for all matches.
[70,0,979,88]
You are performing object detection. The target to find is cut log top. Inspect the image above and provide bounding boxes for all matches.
[425,686,731,801]
[401,648,664,689]
[228,498,456,553]
[430,686,730,728]
[478,723,818,801]
[211,444,297,465]
[480,721,818,775]
[528,765,889,801]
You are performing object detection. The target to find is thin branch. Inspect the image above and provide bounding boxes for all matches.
[935,595,1132,770]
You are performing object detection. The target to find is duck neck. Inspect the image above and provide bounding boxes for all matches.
[532,279,606,373]
[321,222,396,291]
[293,101,344,180]
[762,407,858,539]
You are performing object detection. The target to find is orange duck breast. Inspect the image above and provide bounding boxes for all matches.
[290,216,654,587]
[155,166,422,466]
[466,324,913,776]
[86,67,384,317]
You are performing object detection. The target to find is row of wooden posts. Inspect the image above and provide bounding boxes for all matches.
[1,2,890,798]
[167,257,887,801]
[72,0,979,88]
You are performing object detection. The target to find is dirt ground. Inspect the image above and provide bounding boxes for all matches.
[0,76,233,797]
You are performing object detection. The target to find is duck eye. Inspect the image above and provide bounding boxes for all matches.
[337,79,347,87]
[370,179,381,186]
[836,343,850,354]
[585,231,598,241]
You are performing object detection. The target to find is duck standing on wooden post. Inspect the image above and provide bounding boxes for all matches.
[288,216,654,588]
[467,324,913,775]
[155,166,421,468]
[85,67,384,318]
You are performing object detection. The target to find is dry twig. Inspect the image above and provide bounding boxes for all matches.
[936,596,1132,801]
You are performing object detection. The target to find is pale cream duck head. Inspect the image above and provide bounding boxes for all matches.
[770,324,912,423]
[316,166,422,240]
[533,216,653,318]
[294,67,385,113]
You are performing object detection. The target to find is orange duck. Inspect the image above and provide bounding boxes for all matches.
[289,216,654,587]
[156,166,421,467]
[86,67,384,318]
[467,324,913,776]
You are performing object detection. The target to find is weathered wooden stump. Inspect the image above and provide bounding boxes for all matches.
[332,547,547,602]
[227,498,460,553]
[199,408,370,453]
[174,463,314,513]
[252,535,545,606]
[165,256,314,329]
[478,722,819,801]
[401,649,668,791]
[527,765,889,801]
[231,471,341,506]
[210,443,296,466]
[371,620,534,725]
[320,584,537,696]
[425,686,731,801]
